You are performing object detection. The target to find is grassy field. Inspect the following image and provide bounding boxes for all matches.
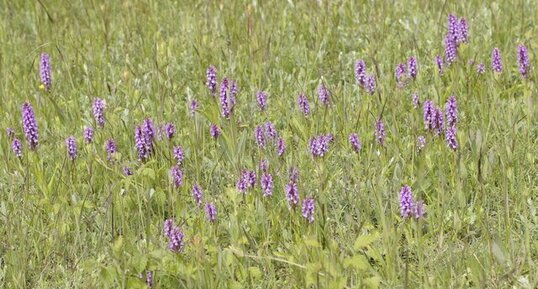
[1,0,537,288]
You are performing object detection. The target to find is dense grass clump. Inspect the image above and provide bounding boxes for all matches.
[1,1,537,288]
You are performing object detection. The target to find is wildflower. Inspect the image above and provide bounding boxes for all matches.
[407,56,418,79]
[84,127,94,144]
[447,14,459,41]
[261,173,273,197]
[285,182,299,208]
[6,127,15,139]
[142,118,155,145]
[210,124,221,139]
[135,126,150,161]
[163,123,175,139]
[518,44,530,78]
[476,63,485,74]
[414,200,425,219]
[170,165,184,188]
[123,166,133,176]
[349,133,362,153]
[375,119,385,146]
[297,94,310,116]
[65,136,77,161]
[302,198,315,223]
[257,91,267,111]
[21,102,39,150]
[277,137,286,157]
[255,125,266,148]
[205,203,217,222]
[444,36,457,64]
[309,134,333,157]
[220,78,232,119]
[395,63,406,87]
[12,138,22,158]
[445,126,458,150]
[259,159,269,172]
[167,226,184,252]
[364,74,376,94]
[433,107,445,136]
[105,139,117,162]
[145,271,153,289]
[192,184,203,207]
[264,121,278,140]
[40,53,52,91]
[354,59,367,86]
[458,17,468,44]
[491,47,503,73]
[206,65,217,95]
[173,146,184,165]
[190,99,199,116]
[445,95,458,127]
[417,136,426,151]
[92,98,106,128]
[399,185,414,218]
[412,93,420,108]
[435,55,444,75]
[317,84,330,106]
[163,218,174,238]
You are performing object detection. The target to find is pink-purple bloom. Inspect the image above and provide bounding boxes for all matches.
[135,125,151,161]
[297,94,310,116]
[92,98,106,128]
[145,271,153,288]
[163,219,184,253]
[12,138,22,158]
[458,17,468,44]
[170,165,184,188]
[407,56,418,79]
[21,102,39,150]
[84,127,94,144]
[206,65,217,95]
[412,93,420,108]
[205,203,217,223]
[417,136,426,151]
[354,59,367,86]
[285,181,299,208]
[40,53,52,91]
[349,133,361,153]
[163,123,176,139]
[105,139,117,162]
[264,121,278,140]
[435,55,444,75]
[257,91,268,111]
[476,63,485,74]
[277,137,286,157]
[445,95,458,127]
[219,78,234,119]
[302,198,315,223]
[518,44,530,78]
[414,200,425,219]
[192,184,203,207]
[123,166,133,176]
[261,172,273,197]
[317,84,330,106]
[491,47,503,73]
[444,36,457,64]
[173,146,184,165]
[6,127,15,139]
[65,136,77,161]
[309,134,333,157]
[395,63,407,87]
[399,185,414,218]
[375,119,385,146]
[445,126,458,150]
[210,124,221,139]
[364,74,376,95]
[255,125,266,149]
[190,99,199,116]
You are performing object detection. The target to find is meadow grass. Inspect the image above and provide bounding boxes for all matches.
[0,0,537,288]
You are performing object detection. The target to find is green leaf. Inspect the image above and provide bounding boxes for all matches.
[363,275,381,289]
[248,266,262,280]
[353,232,379,250]
[343,255,370,271]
